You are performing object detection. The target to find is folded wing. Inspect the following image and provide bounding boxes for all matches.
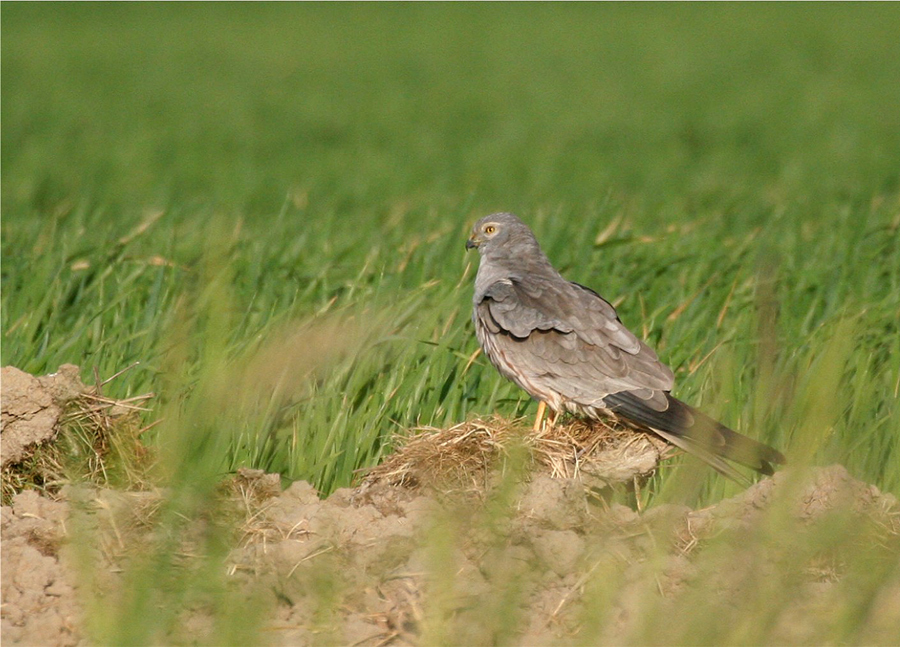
[475,275,674,408]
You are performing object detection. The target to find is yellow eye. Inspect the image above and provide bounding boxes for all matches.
[485,225,496,234]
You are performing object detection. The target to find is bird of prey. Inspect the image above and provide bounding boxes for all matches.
[466,212,785,483]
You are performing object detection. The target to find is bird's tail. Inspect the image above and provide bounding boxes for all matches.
[603,391,786,484]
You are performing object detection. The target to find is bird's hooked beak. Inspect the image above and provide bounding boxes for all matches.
[465,233,480,251]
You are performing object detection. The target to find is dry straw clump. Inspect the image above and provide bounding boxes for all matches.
[1,364,154,504]
[360,415,671,496]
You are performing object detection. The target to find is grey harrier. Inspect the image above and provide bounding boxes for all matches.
[466,212,785,483]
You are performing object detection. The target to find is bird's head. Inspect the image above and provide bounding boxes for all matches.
[466,212,539,259]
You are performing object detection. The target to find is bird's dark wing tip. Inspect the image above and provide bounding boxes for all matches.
[758,446,789,475]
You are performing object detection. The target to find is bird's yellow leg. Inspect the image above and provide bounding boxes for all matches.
[533,401,547,433]
[547,409,560,429]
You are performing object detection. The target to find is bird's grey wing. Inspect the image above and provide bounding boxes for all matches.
[476,278,574,338]
[475,276,674,408]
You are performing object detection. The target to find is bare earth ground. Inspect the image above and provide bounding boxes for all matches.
[3,367,900,645]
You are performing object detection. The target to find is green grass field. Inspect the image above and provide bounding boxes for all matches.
[3,3,899,498]
[4,4,900,644]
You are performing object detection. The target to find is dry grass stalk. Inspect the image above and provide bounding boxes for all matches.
[58,389,156,487]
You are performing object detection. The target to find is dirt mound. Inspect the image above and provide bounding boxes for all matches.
[2,366,899,645]
[3,464,898,645]
[1,490,79,646]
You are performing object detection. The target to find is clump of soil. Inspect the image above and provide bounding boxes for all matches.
[1,365,153,504]
[1,365,85,468]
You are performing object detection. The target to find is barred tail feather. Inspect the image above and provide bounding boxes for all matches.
[603,391,786,483]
